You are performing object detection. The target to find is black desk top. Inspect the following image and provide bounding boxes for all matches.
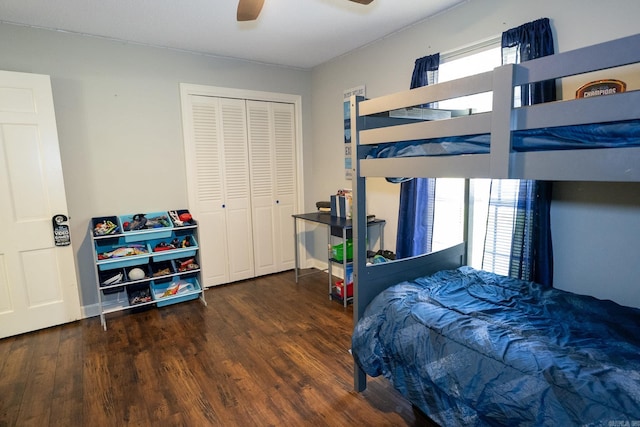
[292,212,385,229]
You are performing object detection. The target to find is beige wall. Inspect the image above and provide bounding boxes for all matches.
[310,0,640,307]
[0,22,313,310]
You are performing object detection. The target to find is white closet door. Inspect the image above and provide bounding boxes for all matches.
[272,102,296,271]
[247,101,277,276]
[184,88,297,286]
[247,101,296,275]
[184,96,254,287]
[184,96,230,287]
[220,99,254,282]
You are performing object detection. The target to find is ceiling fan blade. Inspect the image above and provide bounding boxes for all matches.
[348,0,374,4]
[237,0,265,21]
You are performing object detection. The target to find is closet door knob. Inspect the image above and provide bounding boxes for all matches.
[222,204,226,208]
[276,200,280,204]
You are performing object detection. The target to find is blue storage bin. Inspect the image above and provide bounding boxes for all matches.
[151,277,201,307]
[120,212,173,242]
[148,234,198,262]
[95,241,151,271]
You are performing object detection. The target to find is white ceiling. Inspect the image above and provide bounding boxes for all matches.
[0,0,467,69]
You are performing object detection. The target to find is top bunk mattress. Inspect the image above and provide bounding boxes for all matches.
[351,266,640,426]
[367,119,640,158]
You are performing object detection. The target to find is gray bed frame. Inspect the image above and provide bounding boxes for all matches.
[350,33,640,392]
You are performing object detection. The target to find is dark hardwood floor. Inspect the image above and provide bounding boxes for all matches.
[0,269,437,427]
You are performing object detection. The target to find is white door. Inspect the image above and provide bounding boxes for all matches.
[247,100,277,276]
[183,95,254,287]
[183,95,229,287]
[247,101,296,276]
[0,70,81,338]
[271,102,296,272]
[219,98,254,283]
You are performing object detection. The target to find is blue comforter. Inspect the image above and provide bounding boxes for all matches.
[368,120,640,158]
[352,267,640,426]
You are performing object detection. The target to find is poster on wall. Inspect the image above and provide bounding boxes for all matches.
[343,85,366,180]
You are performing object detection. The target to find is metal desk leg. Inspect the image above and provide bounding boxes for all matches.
[294,217,299,283]
[327,227,332,299]
[343,226,348,308]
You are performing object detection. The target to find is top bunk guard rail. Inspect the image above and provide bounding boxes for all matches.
[511,34,640,86]
[355,33,640,182]
[359,71,494,117]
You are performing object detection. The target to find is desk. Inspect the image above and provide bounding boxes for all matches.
[292,212,385,307]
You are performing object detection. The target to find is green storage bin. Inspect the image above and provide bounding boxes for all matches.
[331,239,353,262]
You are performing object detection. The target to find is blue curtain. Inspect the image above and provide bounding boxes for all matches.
[508,180,553,285]
[396,54,439,259]
[501,18,555,286]
[410,53,440,92]
[501,17,556,105]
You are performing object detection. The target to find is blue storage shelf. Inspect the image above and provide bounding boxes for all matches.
[92,209,205,330]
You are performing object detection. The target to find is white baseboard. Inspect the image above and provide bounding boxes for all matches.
[81,303,101,319]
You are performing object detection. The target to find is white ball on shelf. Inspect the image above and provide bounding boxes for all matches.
[128,267,146,281]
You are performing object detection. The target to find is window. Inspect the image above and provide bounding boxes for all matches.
[430,43,520,274]
[480,179,520,275]
[438,46,500,113]
[431,178,465,251]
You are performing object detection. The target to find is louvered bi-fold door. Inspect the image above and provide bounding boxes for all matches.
[246,101,296,276]
[186,96,254,287]
[271,103,296,272]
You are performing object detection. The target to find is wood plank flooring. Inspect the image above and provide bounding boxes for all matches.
[0,269,437,427]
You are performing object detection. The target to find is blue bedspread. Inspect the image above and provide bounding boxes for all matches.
[352,267,640,426]
[367,120,640,158]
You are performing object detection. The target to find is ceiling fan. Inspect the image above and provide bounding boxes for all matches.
[237,0,374,22]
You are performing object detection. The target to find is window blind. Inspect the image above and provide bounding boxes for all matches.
[481,180,520,275]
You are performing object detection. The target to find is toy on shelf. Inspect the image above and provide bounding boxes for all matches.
[169,210,195,227]
[153,236,193,252]
[146,214,172,228]
[93,219,119,236]
[124,214,147,231]
[169,211,183,226]
[121,213,172,232]
[97,244,148,260]
[159,280,196,298]
[177,258,199,272]
[128,287,152,305]
[128,267,146,281]
[101,271,123,286]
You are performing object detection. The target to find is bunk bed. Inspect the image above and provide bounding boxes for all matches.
[349,33,640,426]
